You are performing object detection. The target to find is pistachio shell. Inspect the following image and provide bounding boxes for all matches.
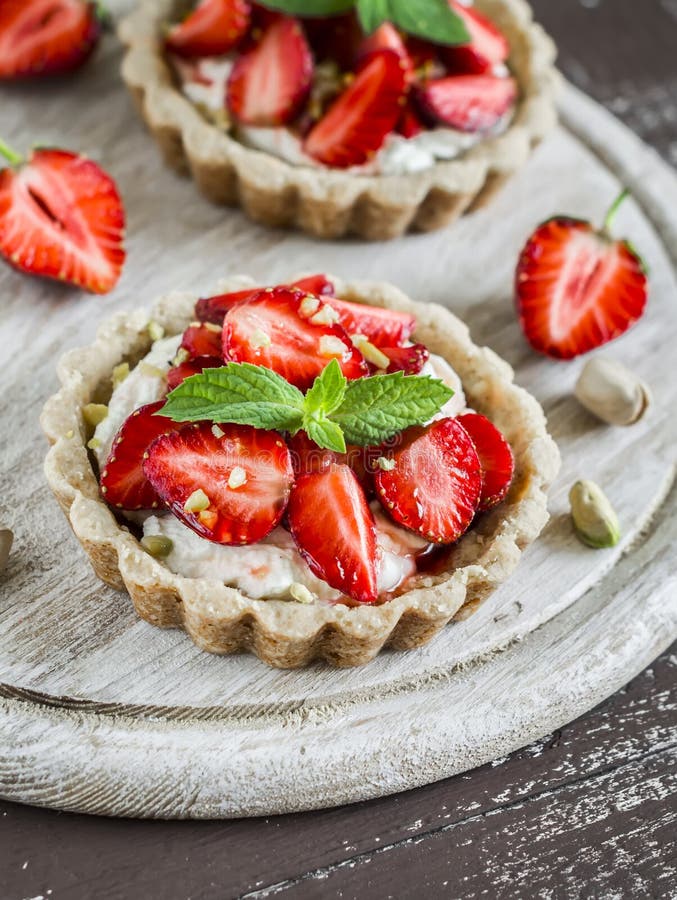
[575,357,651,426]
[569,480,620,549]
[140,535,174,558]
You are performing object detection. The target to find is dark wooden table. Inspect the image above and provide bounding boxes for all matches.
[3,2,676,897]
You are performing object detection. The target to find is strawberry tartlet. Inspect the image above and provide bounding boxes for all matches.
[119,0,558,239]
[42,275,560,667]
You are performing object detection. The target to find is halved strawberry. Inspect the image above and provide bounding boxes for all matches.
[144,423,293,545]
[0,0,101,79]
[100,402,182,511]
[227,16,313,126]
[287,463,378,603]
[374,418,481,543]
[287,431,374,491]
[165,0,251,58]
[180,322,223,359]
[379,343,429,374]
[223,287,368,390]
[166,354,223,390]
[0,146,125,293]
[441,1,509,75]
[357,23,413,82]
[515,196,649,359]
[415,74,516,132]
[324,296,416,346]
[457,413,514,511]
[194,275,335,325]
[397,101,426,138]
[304,50,408,168]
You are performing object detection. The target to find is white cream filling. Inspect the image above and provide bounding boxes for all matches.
[172,53,513,175]
[96,335,465,603]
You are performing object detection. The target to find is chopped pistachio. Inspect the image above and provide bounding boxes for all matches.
[212,424,225,439]
[199,509,218,529]
[203,322,222,334]
[376,456,396,471]
[289,582,315,604]
[250,328,271,349]
[82,403,108,429]
[319,335,348,359]
[172,347,191,367]
[228,466,248,489]
[310,304,340,326]
[569,480,620,549]
[87,437,101,451]
[140,534,174,558]
[65,430,74,439]
[147,320,165,342]
[139,362,167,379]
[184,488,210,513]
[112,362,130,388]
[352,335,390,370]
[299,295,321,318]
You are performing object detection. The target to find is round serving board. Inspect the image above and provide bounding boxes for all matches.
[0,20,676,817]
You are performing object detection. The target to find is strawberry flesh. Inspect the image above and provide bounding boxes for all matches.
[324,296,416,346]
[287,431,375,492]
[304,50,408,168]
[195,275,335,325]
[0,148,125,293]
[457,413,514,511]
[441,1,509,75]
[415,74,516,132]
[166,355,223,390]
[99,402,182,511]
[144,423,293,545]
[357,23,413,82]
[0,0,101,79]
[288,463,379,603]
[166,0,251,58]
[379,343,429,374]
[223,287,368,390]
[180,322,224,359]
[227,16,313,126]
[375,418,481,543]
[515,217,648,359]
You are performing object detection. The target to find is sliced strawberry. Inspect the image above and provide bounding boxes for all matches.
[0,147,125,293]
[99,402,183,511]
[379,343,429,374]
[195,276,335,325]
[415,74,516,132]
[227,16,313,126]
[292,273,336,297]
[304,50,408,168]
[515,204,649,360]
[166,354,223,390]
[288,463,378,603]
[165,0,251,58]
[457,413,514,511]
[144,423,293,545]
[397,100,426,138]
[357,23,413,82]
[180,322,223,359]
[288,431,374,491]
[0,0,101,79]
[324,296,416,346]
[375,418,481,543]
[441,1,509,75]
[223,287,368,390]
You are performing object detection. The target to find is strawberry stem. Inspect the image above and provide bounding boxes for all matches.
[603,189,630,234]
[0,139,23,167]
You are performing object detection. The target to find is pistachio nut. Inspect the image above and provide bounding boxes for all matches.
[575,357,650,426]
[82,402,108,430]
[140,534,174,559]
[0,528,13,573]
[569,480,620,549]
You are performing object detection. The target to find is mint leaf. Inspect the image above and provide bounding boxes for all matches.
[330,372,453,445]
[258,0,355,16]
[357,0,469,44]
[306,417,347,454]
[303,359,347,416]
[160,363,305,432]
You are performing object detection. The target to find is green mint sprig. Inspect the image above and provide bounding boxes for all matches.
[159,359,453,452]
[257,0,470,45]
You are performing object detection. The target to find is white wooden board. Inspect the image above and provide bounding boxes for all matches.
[0,20,676,817]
